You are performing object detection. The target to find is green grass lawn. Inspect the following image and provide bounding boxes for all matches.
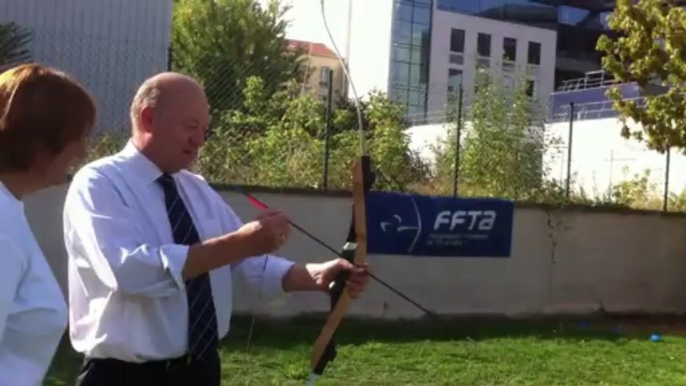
[44,315,686,385]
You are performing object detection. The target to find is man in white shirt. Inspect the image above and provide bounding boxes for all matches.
[63,72,369,386]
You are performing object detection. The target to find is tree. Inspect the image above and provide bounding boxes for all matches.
[74,131,128,174]
[610,167,661,209]
[0,22,33,69]
[596,0,686,152]
[171,0,303,117]
[432,69,563,201]
[195,76,428,190]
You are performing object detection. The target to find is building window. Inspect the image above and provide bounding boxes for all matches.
[391,62,410,88]
[447,68,463,94]
[526,79,537,98]
[450,28,464,53]
[392,20,413,46]
[392,87,409,105]
[392,46,411,62]
[503,37,517,62]
[409,89,425,106]
[410,63,422,85]
[503,75,515,91]
[413,23,429,46]
[319,66,332,88]
[528,41,541,65]
[396,2,414,22]
[477,33,491,57]
[413,5,431,25]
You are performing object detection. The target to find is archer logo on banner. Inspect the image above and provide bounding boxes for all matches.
[380,215,420,233]
[366,191,513,258]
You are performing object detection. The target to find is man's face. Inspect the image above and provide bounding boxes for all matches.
[150,86,210,172]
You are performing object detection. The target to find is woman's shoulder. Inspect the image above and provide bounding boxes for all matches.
[0,231,29,273]
[0,196,32,264]
[0,194,23,233]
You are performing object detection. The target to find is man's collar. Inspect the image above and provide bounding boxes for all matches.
[121,140,166,185]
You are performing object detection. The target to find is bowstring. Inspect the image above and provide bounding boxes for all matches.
[247,0,368,359]
[245,253,268,351]
[302,1,367,384]
[319,0,366,156]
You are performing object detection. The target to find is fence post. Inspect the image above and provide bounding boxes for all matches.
[663,147,671,212]
[322,68,334,190]
[452,85,463,197]
[565,102,575,199]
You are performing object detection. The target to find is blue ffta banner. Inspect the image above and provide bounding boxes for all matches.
[365,191,514,258]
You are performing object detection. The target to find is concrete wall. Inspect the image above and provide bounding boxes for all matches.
[25,183,686,320]
[0,0,173,134]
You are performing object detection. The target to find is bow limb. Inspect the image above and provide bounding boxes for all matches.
[307,155,372,385]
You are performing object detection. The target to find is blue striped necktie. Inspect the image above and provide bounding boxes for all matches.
[157,173,218,362]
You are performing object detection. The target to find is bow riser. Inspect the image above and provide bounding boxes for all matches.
[308,156,371,381]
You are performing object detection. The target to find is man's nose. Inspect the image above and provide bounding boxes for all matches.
[190,130,205,147]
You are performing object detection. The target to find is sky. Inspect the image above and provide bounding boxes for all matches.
[258,0,351,57]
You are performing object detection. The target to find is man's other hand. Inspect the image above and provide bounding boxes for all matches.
[236,210,291,256]
[310,259,370,299]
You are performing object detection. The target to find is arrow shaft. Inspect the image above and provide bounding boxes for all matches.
[234,187,433,316]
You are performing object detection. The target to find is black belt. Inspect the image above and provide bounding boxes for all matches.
[143,354,194,371]
[86,353,205,372]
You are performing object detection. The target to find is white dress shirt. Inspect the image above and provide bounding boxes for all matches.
[0,182,68,386]
[63,140,295,362]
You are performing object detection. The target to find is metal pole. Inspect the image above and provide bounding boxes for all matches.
[167,46,172,71]
[608,150,613,197]
[343,0,353,99]
[663,147,671,212]
[565,102,575,198]
[322,68,334,190]
[345,0,353,64]
[452,85,463,197]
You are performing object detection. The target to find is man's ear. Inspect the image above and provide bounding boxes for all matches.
[139,105,155,133]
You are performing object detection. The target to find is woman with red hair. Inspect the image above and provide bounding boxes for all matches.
[0,63,96,385]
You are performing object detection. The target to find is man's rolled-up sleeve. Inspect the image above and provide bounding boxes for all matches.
[234,254,295,299]
[64,168,188,297]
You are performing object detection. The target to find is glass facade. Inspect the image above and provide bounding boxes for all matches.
[435,1,615,29]
[389,0,433,121]
[436,0,559,28]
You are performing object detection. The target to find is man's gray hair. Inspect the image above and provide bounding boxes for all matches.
[130,77,164,123]
[129,72,202,132]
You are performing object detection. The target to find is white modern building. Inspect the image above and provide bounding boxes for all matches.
[342,0,686,199]
[344,0,615,124]
[0,0,173,134]
[427,10,556,114]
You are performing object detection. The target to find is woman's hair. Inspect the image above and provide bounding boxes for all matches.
[0,63,96,173]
